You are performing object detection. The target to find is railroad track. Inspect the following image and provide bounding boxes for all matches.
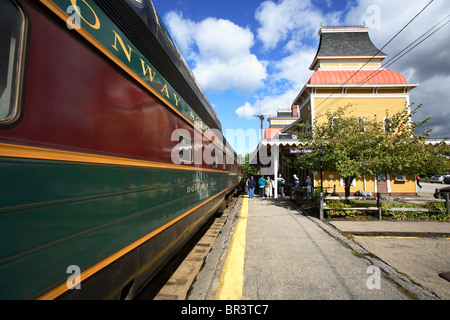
[134,196,239,300]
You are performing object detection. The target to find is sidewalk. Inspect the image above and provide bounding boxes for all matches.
[190,196,439,300]
[327,220,450,300]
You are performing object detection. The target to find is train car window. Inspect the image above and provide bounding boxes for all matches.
[211,150,217,168]
[0,0,26,125]
[156,11,178,54]
[177,134,193,164]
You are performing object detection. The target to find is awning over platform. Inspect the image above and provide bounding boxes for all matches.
[260,139,306,147]
[249,138,311,199]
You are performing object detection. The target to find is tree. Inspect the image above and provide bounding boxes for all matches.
[291,104,449,198]
[238,153,260,176]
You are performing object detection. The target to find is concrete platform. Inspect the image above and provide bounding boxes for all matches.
[329,220,450,237]
[327,220,450,299]
[189,196,441,300]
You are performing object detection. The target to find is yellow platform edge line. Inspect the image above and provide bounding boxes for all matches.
[355,236,450,240]
[354,236,419,239]
[215,197,248,300]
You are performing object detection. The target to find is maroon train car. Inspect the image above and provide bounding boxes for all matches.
[0,0,240,299]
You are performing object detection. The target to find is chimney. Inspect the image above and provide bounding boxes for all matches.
[291,105,299,117]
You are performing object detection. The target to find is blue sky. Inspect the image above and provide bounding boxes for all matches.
[151,0,450,156]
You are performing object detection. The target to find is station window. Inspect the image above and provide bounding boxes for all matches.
[359,117,366,133]
[330,116,340,130]
[0,0,26,124]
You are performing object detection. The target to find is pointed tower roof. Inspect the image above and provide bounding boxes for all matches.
[310,27,387,70]
[293,26,418,108]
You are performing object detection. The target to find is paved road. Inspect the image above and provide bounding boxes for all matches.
[418,181,447,198]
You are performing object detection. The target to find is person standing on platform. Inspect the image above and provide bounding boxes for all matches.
[291,174,300,200]
[305,175,312,198]
[265,176,272,198]
[258,176,266,199]
[293,174,300,188]
[277,173,285,197]
[247,176,256,198]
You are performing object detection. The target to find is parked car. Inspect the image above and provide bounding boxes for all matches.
[434,185,450,199]
[429,175,445,183]
[444,175,450,184]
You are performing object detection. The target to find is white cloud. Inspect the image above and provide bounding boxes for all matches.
[241,0,341,121]
[235,102,257,119]
[235,88,299,120]
[195,55,267,94]
[255,0,342,51]
[164,12,267,94]
[273,48,317,88]
[194,18,254,63]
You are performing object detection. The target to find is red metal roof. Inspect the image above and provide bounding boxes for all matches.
[308,70,407,85]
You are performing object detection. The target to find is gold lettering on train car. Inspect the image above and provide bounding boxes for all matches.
[186,183,210,194]
[70,0,101,29]
[190,112,195,121]
[140,59,156,82]
[161,84,170,98]
[112,30,133,62]
[173,93,181,107]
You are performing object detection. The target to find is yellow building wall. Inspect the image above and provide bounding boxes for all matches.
[313,171,416,195]
[308,95,416,195]
[313,171,368,195]
[313,97,408,125]
[391,177,417,195]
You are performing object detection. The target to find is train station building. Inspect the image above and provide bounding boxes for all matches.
[249,103,304,197]
[252,26,420,196]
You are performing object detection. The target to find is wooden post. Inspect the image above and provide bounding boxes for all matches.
[377,192,382,220]
[319,192,324,221]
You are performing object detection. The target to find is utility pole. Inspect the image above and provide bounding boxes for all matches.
[254,103,270,139]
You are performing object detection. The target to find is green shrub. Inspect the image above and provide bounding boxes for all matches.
[384,201,449,221]
[326,200,361,218]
